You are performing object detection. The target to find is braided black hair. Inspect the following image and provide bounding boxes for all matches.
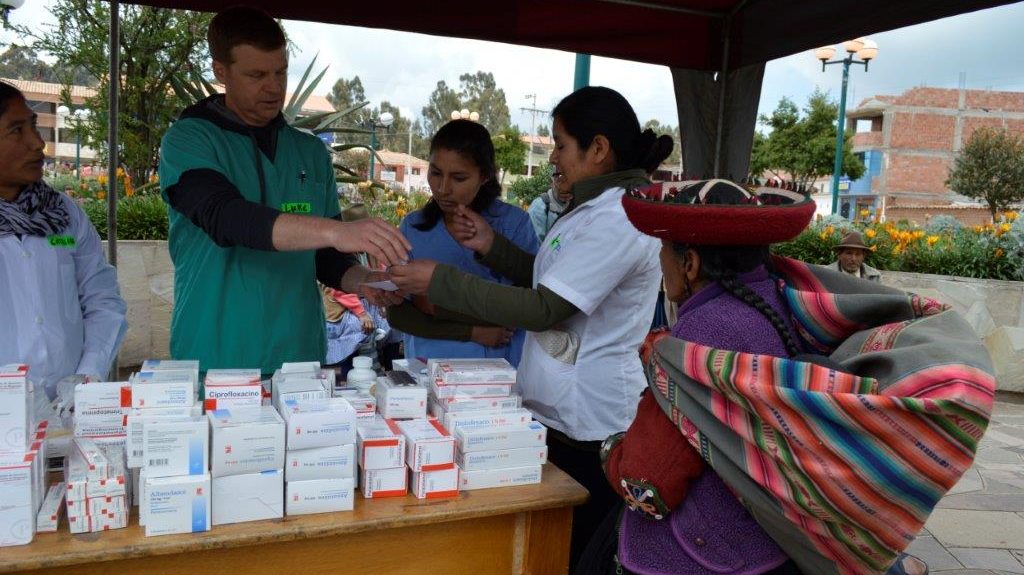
[672,243,801,358]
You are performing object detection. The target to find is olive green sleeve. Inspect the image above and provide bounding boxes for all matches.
[387,301,473,341]
[427,264,578,332]
[477,232,536,288]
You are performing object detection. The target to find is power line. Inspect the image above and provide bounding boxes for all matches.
[521,94,550,177]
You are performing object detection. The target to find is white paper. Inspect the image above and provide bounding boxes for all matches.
[362,280,399,292]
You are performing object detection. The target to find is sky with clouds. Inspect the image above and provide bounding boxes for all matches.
[3,2,1023,136]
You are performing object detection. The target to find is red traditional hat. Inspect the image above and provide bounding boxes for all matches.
[621,178,815,246]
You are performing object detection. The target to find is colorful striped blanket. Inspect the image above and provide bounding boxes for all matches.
[646,256,995,575]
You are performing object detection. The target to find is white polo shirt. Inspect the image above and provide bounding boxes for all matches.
[517,187,660,441]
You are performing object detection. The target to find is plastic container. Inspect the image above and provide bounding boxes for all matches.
[347,356,377,392]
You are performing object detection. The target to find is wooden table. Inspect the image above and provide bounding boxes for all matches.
[2,464,587,575]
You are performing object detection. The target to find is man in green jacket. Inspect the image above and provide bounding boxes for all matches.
[159,6,409,374]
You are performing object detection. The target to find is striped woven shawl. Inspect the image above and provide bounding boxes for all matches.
[647,256,995,575]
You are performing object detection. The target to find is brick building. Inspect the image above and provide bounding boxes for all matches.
[368,150,429,191]
[845,87,1024,224]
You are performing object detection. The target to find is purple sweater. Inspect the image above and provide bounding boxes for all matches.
[671,266,797,358]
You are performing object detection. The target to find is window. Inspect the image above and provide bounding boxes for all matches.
[412,168,421,175]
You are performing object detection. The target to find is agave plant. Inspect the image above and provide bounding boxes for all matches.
[170,54,387,191]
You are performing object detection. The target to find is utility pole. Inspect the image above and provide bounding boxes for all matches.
[521,95,549,177]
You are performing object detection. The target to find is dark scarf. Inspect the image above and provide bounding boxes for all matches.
[0,180,71,238]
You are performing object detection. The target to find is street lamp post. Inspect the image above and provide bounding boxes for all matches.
[56,105,70,174]
[816,38,878,215]
[367,111,394,181]
[450,109,479,122]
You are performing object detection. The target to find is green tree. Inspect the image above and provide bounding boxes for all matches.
[947,127,1024,218]
[492,126,528,183]
[16,2,213,185]
[536,123,550,138]
[459,71,510,136]
[751,89,864,186]
[0,44,93,85]
[421,80,462,137]
[508,163,553,206]
[326,75,367,122]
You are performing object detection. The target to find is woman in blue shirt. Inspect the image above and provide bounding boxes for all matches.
[389,119,539,366]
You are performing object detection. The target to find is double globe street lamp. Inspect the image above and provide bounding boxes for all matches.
[56,105,91,180]
[366,111,394,181]
[816,38,879,215]
[450,109,480,122]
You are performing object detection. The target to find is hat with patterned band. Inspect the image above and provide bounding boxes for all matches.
[621,178,816,246]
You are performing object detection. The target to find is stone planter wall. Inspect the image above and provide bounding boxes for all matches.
[105,241,1024,391]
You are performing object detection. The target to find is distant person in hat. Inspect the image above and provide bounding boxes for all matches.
[829,230,881,282]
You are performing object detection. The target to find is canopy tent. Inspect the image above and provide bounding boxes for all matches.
[99,0,1018,264]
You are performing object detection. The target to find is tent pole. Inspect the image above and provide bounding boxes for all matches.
[107,0,119,267]
[713,16,731,178]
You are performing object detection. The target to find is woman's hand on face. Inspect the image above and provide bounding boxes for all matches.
[453,205,495,255]
[470,326,514,348]
[388,260,438,296]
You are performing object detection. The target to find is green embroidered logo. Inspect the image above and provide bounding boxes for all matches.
[280,202,312,214]
[48,235,76,248]
[549,234,561,251]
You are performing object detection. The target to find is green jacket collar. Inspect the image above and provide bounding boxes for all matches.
[570,169,650,208]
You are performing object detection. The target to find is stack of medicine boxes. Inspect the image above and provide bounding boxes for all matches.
[279,396,358,515]
[209,404,286,525]
[0,365,47,546]
[131,363,209,537]
[425,359,548,491]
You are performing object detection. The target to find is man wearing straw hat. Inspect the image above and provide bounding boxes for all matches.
[828,230,881,282]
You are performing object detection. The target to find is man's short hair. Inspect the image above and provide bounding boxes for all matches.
[208,6,286,65]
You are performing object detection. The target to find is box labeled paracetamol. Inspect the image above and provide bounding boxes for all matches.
[73,409,126,439]
[428,359,517,386]
[142,417,208,478]
[356,418,405,470]
[442,409,533,434]
[411,465,459,499]
[457,445,549,472]
[212,470,283,525]
[359,466,406,498]
[204,369,262,411]
[459,464,543,491]
[285,444,355,482]
[374,374,427,419]
[395,419,454,472]
[0,451,34,546]
[286,477,354,515]
[280,398,357,450]
[35,483,65,533]
[209,407,285,477]
[429,380,512,399]
[73,381,129,412]
[141,360,200,388]
[128,371,195,408]
[126,406,202,467]
[455,422,547,453]
[430,394,522,415]
[144,473,210,537]
[0,365,30,453]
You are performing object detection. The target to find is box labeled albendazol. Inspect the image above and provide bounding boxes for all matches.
[143,473,211,537]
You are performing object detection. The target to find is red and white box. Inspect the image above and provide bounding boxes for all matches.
[73,381,129,412]
[429,380,513,399]
[280,398,357,450]
[285,444,356,482]
[430,394,522,417]
[455,422,547,453]
[86,495,126,516]
[332,390,376,419]
[0,451,35,547]
[204,369,262,411]
[395,419,454,472]
[427,359,517,386]
[359,466,406,498]
[72,438,109,481]
[128,371,195,408]
[356,418,405,470]
[286,477,355,515]
[141,360,200,389]
[0,364,31,454]
[208,407,285,478]
[373,375,427,420]
[456,445,549,472]
[458,465,543,491]
[442,409,533,434]
[36,483,66,533]
[411,465,459,499]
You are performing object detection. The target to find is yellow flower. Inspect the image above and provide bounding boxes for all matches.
[1000,223,1012,234]
[97,174,108,186]
[824,225,834,236]
[995,248,1005,257]
[860,209,870,217]
[926,235,939,247]
[913,230,925,240]
[864,229,877,239]
[1005,211,1019,222]
[149,174,159,184]
[357,181,370,190]
[97,191,106,200]
[892,245,902,255]
[869,245,877,252]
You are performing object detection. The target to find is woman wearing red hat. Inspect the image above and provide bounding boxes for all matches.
[391,86,673,567]
[582,179,994,575]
